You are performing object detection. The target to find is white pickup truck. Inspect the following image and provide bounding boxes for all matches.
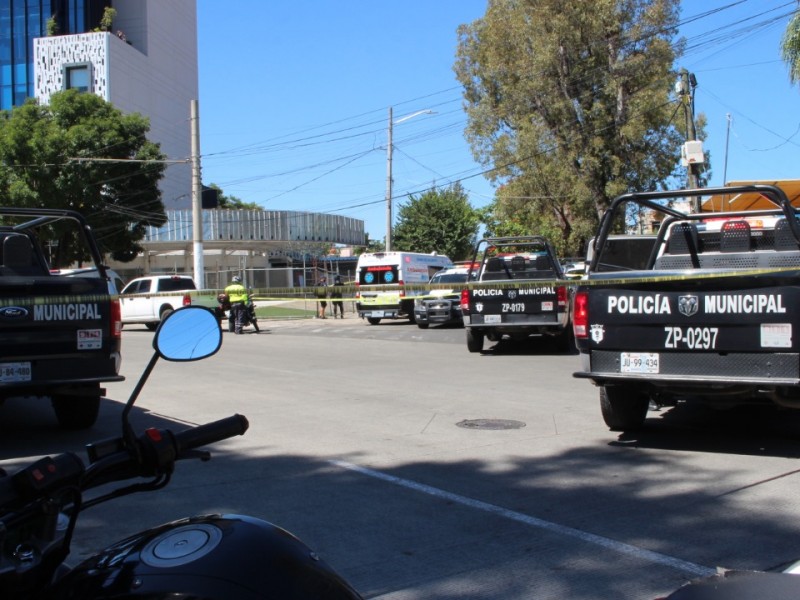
[119,275,217,330]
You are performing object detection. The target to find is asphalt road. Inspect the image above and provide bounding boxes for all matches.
[4,315,800,598]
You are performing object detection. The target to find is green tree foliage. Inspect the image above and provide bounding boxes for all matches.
[454,0,687,256]
[0,90,167,266]
[207,183,261,209]
[392,183,480,261]
[782,5,800,85]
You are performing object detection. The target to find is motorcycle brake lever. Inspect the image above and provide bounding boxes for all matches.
[179,450,212,462]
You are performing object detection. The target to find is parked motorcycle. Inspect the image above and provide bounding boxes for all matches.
[216,292,260,333]
[0,306,361,599]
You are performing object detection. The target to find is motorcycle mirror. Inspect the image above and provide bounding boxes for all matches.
[114,307,223,454]
[153,307,222,361]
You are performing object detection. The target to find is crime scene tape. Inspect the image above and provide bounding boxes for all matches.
[3,265,799,308]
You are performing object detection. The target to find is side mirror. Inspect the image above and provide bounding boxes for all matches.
[153,307,222,361]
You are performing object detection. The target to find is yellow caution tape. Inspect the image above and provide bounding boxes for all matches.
[3,265,798,308]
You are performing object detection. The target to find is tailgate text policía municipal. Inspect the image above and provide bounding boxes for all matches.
[34,303,101,320]
[473,287,555,296]
[607,293,786,315]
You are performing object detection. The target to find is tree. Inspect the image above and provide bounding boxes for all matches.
[391,183,480,261]
[0,90,167,266]
[454,0,687,256]
[207,183,261,209]
[782,5,800,85]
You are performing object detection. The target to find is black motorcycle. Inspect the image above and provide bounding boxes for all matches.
[0,306,361,599]
[216,292,260,333]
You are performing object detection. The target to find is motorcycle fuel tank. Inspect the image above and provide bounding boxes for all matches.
[49,514,363,600]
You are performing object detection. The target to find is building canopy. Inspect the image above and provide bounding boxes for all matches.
[701,180,800,212]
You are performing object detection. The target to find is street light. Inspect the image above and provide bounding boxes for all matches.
[385,107,434,251]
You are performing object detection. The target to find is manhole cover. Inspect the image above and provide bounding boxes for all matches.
[456,419,526,430]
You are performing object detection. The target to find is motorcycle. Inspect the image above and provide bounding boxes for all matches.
[216,292,260,333]
[660,567,800,599]
[0,306,361,599]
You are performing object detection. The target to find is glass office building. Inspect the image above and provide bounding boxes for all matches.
[0,0,108,110]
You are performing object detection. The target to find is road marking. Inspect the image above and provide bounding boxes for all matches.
[330,459,714,577]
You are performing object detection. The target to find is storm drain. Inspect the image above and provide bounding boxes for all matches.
[456,419,526,430]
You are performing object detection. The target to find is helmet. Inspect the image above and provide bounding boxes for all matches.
[232,276,242,284]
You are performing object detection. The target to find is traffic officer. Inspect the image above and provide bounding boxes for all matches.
[224,275,248,334]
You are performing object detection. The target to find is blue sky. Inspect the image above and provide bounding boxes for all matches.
[196,1,800,243]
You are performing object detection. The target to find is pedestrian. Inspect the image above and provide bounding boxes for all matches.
[315,277,328,319]
[331,275,344,318]
[224,275,248,334]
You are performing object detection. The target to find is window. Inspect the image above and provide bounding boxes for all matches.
[64,63,91,92]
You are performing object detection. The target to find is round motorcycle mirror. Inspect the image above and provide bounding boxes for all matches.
[153,307,222,361]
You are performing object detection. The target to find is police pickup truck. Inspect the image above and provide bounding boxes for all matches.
[0,207,123,429]
[573,184,800,431]
[461,236,572,352]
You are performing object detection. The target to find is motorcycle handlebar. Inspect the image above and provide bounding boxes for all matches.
[0,414,251,513]
[174,414,250,454]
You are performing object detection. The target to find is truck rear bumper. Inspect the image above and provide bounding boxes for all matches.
[576,350,800,386]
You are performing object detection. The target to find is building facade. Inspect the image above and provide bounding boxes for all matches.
[33,0,198,210]
[1,0,109,110]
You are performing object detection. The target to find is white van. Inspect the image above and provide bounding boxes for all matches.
[355,251,453,324]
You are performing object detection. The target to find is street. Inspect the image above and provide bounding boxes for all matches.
[4,316,800,598]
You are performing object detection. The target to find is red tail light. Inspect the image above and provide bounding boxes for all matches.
[110,298,122,338]
[398,279,405,298]
[355,281,360,299]
[573,291,589,338]
[460,289,470,313]
[556,285,568,310]
[182,294,192,307]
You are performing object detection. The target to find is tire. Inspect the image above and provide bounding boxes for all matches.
[599,386,649,431]
[51,385,101,430]
[466,328,484,353]
[159,306,174,325]
[251,318,260,333]
[417,322,429,329]
[367,317,381,325]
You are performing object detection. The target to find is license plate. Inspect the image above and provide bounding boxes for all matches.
[0,362,31,383]
[370,311,385,317]
[484,314,501,324]
[620,352,659,374]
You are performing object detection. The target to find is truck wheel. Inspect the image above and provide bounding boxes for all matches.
[417,322,429,329]
[159,306,174,324]
[599,386,649,431]
[367,317,381,325]
[466,328,484,353]
[52,385,101,430]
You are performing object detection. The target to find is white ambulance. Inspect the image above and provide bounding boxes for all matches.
[355,251,453,324]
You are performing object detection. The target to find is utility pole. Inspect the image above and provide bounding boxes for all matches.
[385,106,394,252]
[190,99,204,288]
[677,69,704,211]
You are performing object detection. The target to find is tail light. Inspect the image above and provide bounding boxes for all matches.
[556,285,568,310]
[182,294,192,307]
[110,298,122,338]
[573,291,589,338]
[355,281,360,299]
[460,289,470,314]
[398,279,405,298]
